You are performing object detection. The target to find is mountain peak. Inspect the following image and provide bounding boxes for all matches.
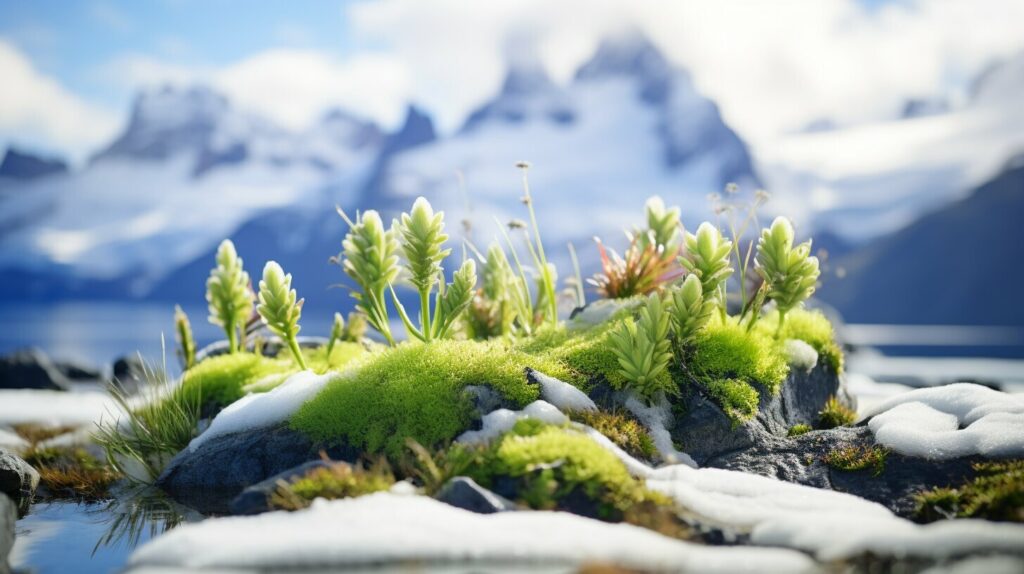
[380,105,436,157]
[574,30,671,83]
[93,84,235,163]
[0,147,68,180]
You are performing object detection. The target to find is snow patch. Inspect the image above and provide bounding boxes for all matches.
[864,383,1024,460]
[532,370,596,412]
[844,372,914,416]
[455,400,568,445]
[0,389,119,428]
[188,370,336,452]
[784,339,818,372]
[128,492,815,572]
[0,427,27,450]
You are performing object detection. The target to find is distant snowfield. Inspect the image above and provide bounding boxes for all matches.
[0,388,117,427]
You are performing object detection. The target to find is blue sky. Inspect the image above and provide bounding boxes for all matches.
[2,0,1023,162]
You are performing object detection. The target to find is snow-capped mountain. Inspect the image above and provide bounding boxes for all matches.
[364,33,756,267]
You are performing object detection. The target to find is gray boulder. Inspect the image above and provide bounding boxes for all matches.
[670,361,847,465]
[0,448,38,514]
[436,477,517,514]
[708,425,982,517]
[111,355,147,394]
[0,494,14,574]
[156,424,356,514]
[229,460,334,515]
[0,348,70,390]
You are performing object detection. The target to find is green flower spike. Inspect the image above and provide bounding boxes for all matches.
[206,239,253,353]
[326,312,344,357]
[640,196,682,253]
[339,209,401,345]
[680,222,734,310]
[256,261,307,370]
[669,274,716,347]
[433,259,477,339]
[174,305,196,370]
[393,197,452,342]
[607,292,674,401]
[755,216,820,335]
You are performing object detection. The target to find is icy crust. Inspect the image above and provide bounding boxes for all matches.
[0,389,118,427]
[863,383,1024,460]
[188,370,337,452]
[128,492,816,573]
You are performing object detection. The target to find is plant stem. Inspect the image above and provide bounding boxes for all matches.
[568,242,585,308]
[775,310,787,339]
[227,327,238,354]
[419,289,432,342]
[519,166,557,326]
[288,337,308,370]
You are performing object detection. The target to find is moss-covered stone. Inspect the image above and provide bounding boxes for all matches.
[690,319,790,395]
[703,378,760,427]
[21,445,120,500]
[460,420,667,521]
[269,460,395,511]
[914,460,1024,523]
[289,340,572,456]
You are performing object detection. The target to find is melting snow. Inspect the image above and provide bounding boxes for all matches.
[784,339,818,372]
[0,389,118,428]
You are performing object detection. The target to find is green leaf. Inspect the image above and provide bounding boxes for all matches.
[256,261,307,369]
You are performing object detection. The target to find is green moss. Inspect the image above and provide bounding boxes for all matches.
[181,353,292,408]
[302,341,369,374]
[914,460,1024,523]
[825,445,889,476]
[788,423,813,437]
[515,322,628,392]
[758,308,844,372]
[704,378,760,427]
[290,339,572,456]
[818,396,857,429]
[269,460,395,511]
[690,320,789,394]
[567,409,657,460]
[463,421,666,520]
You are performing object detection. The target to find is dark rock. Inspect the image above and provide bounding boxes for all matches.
[111,355,146,394]
[53,359,103,382]
[708,425,985,517]
[670,362,849,465]
[157,423,356,514]
[0,493,14,574]
[436,477,517,514]
[0,348,71,391]
[0,448,38,515]
[229,460,333,516]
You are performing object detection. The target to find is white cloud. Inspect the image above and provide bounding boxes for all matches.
[349,0,1024,142]
[0,40,120,162]
[105,49,411,130]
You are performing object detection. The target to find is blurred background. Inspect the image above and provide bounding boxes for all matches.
[1,0,1023,378]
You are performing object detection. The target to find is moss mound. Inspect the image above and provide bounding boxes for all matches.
[689,319,790,395]
[301,342,369,374]
[290,339,572,456]
[818,396,857,429]
[269,460,395,511]
[825,445,889,477]
[567,409,657,460]
[704,378,760,427]
[181,353,293,409]
[757,308,844,372]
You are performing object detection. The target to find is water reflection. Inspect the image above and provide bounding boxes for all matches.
[12,486,202,574]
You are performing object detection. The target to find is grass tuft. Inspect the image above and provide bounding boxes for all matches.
[825,445,889,476]
[788,423,813,437]
[914,460,1024,523]
[817,396,857,429]
[22,446,120,499]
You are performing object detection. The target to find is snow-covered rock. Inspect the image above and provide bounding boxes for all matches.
[127,492,816,573]
[528,369,596,412]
